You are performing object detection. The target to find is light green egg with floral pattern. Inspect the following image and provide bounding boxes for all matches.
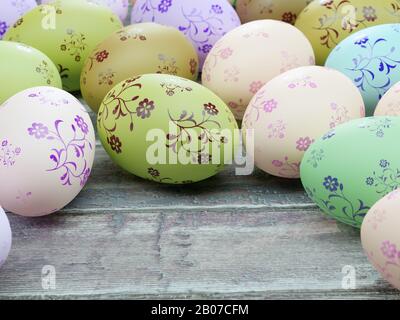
[97,74,239,184]
[0,41,62,104]
[4,0,122,92]
[301,116,400,228]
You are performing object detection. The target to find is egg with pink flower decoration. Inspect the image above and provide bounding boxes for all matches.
[0,87,95,217]
[0,207,12,268]
[242,66,365,179]
[202,20,315,120]
[0,0,37,39]
[361,189,400,290]
[375,81,400,117]
[130,0,241,68]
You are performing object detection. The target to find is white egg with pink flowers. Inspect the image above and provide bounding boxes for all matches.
[0,87,95,217]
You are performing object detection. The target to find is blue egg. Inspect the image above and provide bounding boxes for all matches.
[325,24,400,116]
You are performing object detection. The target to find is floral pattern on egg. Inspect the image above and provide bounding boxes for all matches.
[0,0,36,39]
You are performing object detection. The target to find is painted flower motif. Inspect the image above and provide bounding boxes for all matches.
[220,47,233,59]
[296,137,314,152]
[362,6,377,22]
[28,123,48,139]
[204,103,219,116]
[189,58,197,75]
[282,12,296,24]
[249,81,263,94]
[75,116,89,134]
[148,167,160,177]
[96,50,109,62]
[263,99,278,113]
[136,99,155,119]
[380,159,389,168]
[211,5,223,15]
[0,21,8,36]
[0,140,21,167]
[200,44,213,54]
[366,177,374,186]
[158,0,172,13]
[381,240,398,259]
[80,168,91,187]
[323,176,339,192]
[354,36,369,48]
[107,135,122,154]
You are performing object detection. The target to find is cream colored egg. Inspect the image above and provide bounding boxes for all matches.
[237,0,313,24]
[361,189,400,290]
[375,81,400,116]
[243,66,365,179]
[202,20,315,120]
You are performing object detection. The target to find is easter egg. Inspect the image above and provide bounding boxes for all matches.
[41,0,129,22]
[361,189,400,290]
[243,66,365,179]
[130,0,241,67]
[295,0,400,65]
[0,0,36,39]
[0,87,95,217]
[237,0,313,24]
[4,1,123,92]
[202,20,315,120]
[97,74,239,184]
[0,207,12,268]
[0,41,62,105]
[81,23,199,112]
[375,81,400,116]
[301,116,400,228]
[326,24,400,116]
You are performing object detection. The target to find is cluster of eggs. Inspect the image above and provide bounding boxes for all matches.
[0,0,399,290]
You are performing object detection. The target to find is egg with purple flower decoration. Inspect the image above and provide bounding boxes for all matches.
[130,0,241,67]
[0,207,12,268]
[0,87,95,217]
[0,0,37,39]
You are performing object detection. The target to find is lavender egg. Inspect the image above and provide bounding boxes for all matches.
[0,207,12,268]
[0,0,37,39]
[131,0,241,67]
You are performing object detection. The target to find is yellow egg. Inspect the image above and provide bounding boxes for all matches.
[81,23,199,112]
[295,0,400,65]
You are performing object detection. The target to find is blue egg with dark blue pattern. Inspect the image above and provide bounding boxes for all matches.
[326,24,400,116]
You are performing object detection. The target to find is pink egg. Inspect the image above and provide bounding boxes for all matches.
[374,81,400,116]
[202,20,315,120]
[0,87,95,217]
[0,0,37,39]
[0,207,12,268]
[242,66,365,179]
[361,189,400,290]
[131,0,241,68]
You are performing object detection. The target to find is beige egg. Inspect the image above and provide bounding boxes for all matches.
[242,66,365,178]
[375,82,400,116]
[361,189,400,290]
[237,0,313,24]
[81,23,199,112]
[202,20,315,120]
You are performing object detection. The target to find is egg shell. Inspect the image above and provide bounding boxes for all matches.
[0,41,62,105]
[81,23,199,112]
[97,74,239,184]
[41,0,129,21]
[0,87,95,217]
[4,1,123,92]
[236,0,312,24]
[295,0,400,66]
[243,66,365,179]
[326,24,400,116]
[361,189,400,290]
[301,116,400,228]
[202,20,315,120]
[0,207,12,268]
[0,0,37,39]
[130,0,241,68]
[375,80,400,116]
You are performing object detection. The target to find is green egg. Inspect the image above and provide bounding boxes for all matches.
[0,41,62,104]
[4,0,122,92]
[97,74,239,184]
[301,117,400,228]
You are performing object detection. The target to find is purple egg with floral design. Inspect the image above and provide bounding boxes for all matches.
[0,87,95,217]
[0,207,12,268]
[131,0,241,67]
[0,0,37,39]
